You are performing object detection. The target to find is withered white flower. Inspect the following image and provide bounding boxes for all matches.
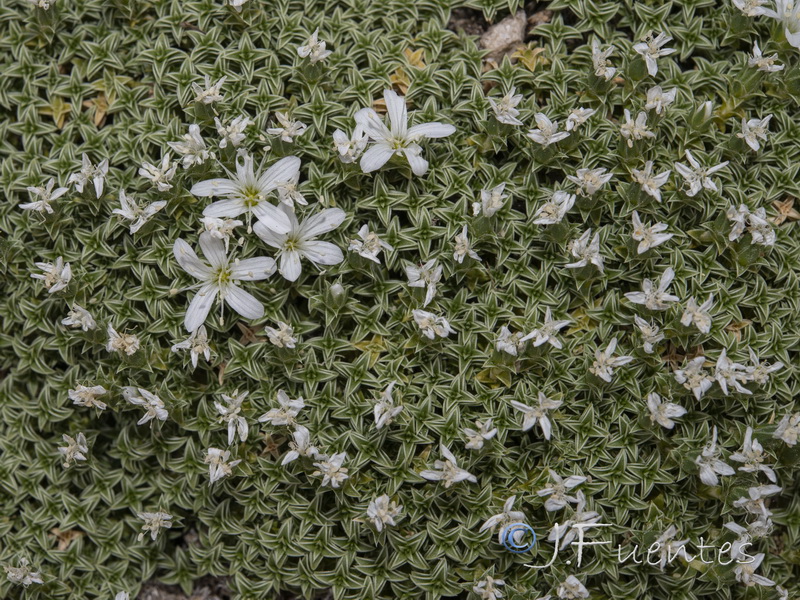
[567,168,612,197]
[59,432,88,468]
[106,324,140,356]
[645,86,677,114]
[565,107,596,131]
[253,204,345,282]
[355,89,455,176]
[171,325,212,369]
[674,150,728,197]
[258,390,305,427]
[137,512,172,542]
[746,348,784,385]
[204,447,241,483]
[526,113,570,147]
[774,412,800,446]
[646,392,686,429]
[25,0,52,9]
[374,381,403,429]
[281,425,318,465]
[548,490,601,550]
[265,321,297,349]
[632,161,671,202]
[631,210,673,253]
[453,225,480,264]
[537,469,587,511]
[62,303,96,331]
[681,295,714,334]
[68,153,109,197]
[652,525,692,570]
[748,207,776,246]
[726,204,750,241]
[123,387,169,425]
[4,558,43,587]
[20,178,68,214]
[534,190,575,225]
[191,75,226,104]
[715,348,751,396]
[624,267,680,310]
[174,232,276,331]
[511,392,563,439]
[367,494,403,531]
[473,183,509,217]
[749,42,784,72]
[675,356,714,401]
[200,216,243,252]
[737,114,772,151]
[463,418,497,450]
[215,390,249,445]
[406,258,443,306]
[31,256,71,293]
[725,519,773,560]
[332,126,368,164]
[312,452,349,488]
[412,309,454,339]
[730,426,776,482]
[297,28,332,63]
[488,87,524,126]
[267,112,308,143]
[590,337,633,382]
[633,31,675,76]
[566,229,604,273]
[557,576,590,600]
[495,326,529,356]
[168,124,214,168]
[68,384,108,410]
[348,224,393,264]
[735,553,775,588]
[473,576,504,600]
[139,154,177,192]
[695,426,735,486]
[733,484,783,517]
[420,444,477,487]
[591,39,616,80]
[620,109,655,147]
[634,315,663,353]
[113,190,167,234]
[525,308,570,349]
[215,114,251,149]
[479,495,527,544]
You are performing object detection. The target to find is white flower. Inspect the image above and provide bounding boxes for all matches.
[258,390,305,427]
[652,526,691,570]
[406,259,443,306]
[548,491,601,550]
[473,183,509,217]
[215,114,251,148]
[733,0,778,17]
[620,109,655,147]
[200,216,243,252]
[631,210,673,253]
[749,42,784,72]
[420,444,477,487]
[634,315,663,353]
[68,384,108,410]
[204,447,241,483]
[675,356,714,401]
[173,232,276,331]
[59,433,88,468]
[168,124,214,168]
[479,495,527,544]
[537,469,587,511]
[113,190,167,234]
[274,171,307,208]
[312,451,349,488]
[591,39,616,80]
[633,31,676,76]
[625,267,680,310]
[645,86,677,114]
[565,107,596,131]
[192,75,226,104]
[748,207,776,246]
[355,90,455,176]
[534,191,575,225]
[267,112,308,143]
[25,0,52,9]
[733,484,783,517]
[567,168,612,197]
[473,576,505,600]
[123,387,169,425]
[116,593,130,600]
[374,382,403,429]
[367,494,403,531]
[737,114,772,151]
[511,392,563,439]
[715,348,751,396]
[747,348,784,385]
[136,511,173,542]
[333,126,368,164]
[695,426,735,486]
[20,178,68,213]
[62,303,96,331]
[106,324,140,355]
[253,204,345,282]
[4,558,43,587]
[495,326,529,356]
[524,308,570,349]
[281,425,319,465]
[412,309,454,339]
[735,553,776,587]
[674,150,729,197]
[226,0,249,12]
[632,161,671,202]
[590,337,633,382]
[566,229,604,273]
[348,224,393,264]
[725,520,773,560]
[68,154,109,197]
[265,321,297,348]
[463,418,497,450]
[215,390,249,445]
[774,412,800,446]
[681,295,714,333]
[768,0,800,48]
[488,87,524,125]
[453,226,480,264]
[646,392,685,429]
[297,28,332,63]
[730,426,777,483]
[139,154,177,192]
[727,204,751,241]
[526,113,570,147]
[31,256,71,293]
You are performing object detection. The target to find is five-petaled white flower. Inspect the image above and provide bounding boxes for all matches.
[590,337,633,382]
[20,178,68,214]
[488,87,524,126]
[265,321,297,348]
[68,154,109,197]
[258,390,305,427]
[473,576,505,600]
[192,75,226,104]
[733,484,783,517]
[355,89,455,176]
[171,325,212,369]
[333,126,368,164]
[405,259,443,306]
[31,256,71,293]
[730,426,777,482]
[591,39,616,80]
[734,553,776,588]
[473,183,509,217]
[495,326,530,356]
[106,324,140,355]
[123,387,169,425]
[646,392,686,429]
[374,381,403,429]
[674,150,729,197]
[412,309,454,339]
[715,348,751,396]
[201,216,243,252]
[453,226,481,264]
[537,469,587,511]
[749,42,784,72]
[548,490,601,551]
[282,425,319,465]
[527,113,570,147]
[746,348,784,385]
[620,109,655,147]
[215,115,251,149]
[631,210,673,253]
[511,392,563,440]
[625,267,680,310]
[567,168,612,197]
[534,191,575,225]
[137,511,172,542]
[565,107,596,131]
[204,447,241,483]
[681,295,714,333]
[69,384,108,410]
[113,190,167,234]
[774,412,800,446]
[645,86,677,114]
[348,224,393,264]
[139,154,177,192]
[62,303,96,331]
[297,28,332,63]
[168,124,215,168]
[267,112,308,143]
[173,231,276,331]
[634,315,664,353]
[566,229,604,273]
[420,444,477,487]
[479,495,527,544]
[675,356,714,400]
[215,390,249,445]
[59,432,89,468]
[633,31,676,76]
[463,418,497,450]
[632,161,671,202]
[737,114,772,151]
[312,452,349,488]
[525,308,570,349]
[367,494,403,531]
[695,426,735,486]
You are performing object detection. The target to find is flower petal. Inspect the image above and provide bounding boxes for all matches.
[224,286,264,320]
[253,221,287,248]
[185,284,218,332]
[299,208,346,239]
[407,122,455,139]
[300,241,344,266]
[199,232,228,268]
[279,250,303,282]
[173,239,212,279]
[404,149,429,176]
[231,257,276,280]
[360,144,394,173]
[191,178,238,197]
[257,156,302,192]
[384,89,407,137]
[253,201,293,234]
[202,198,246,218]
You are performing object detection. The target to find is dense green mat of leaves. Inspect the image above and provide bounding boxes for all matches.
[1,0,800,598]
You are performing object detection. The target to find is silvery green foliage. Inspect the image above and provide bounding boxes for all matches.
[0,0,799,599]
